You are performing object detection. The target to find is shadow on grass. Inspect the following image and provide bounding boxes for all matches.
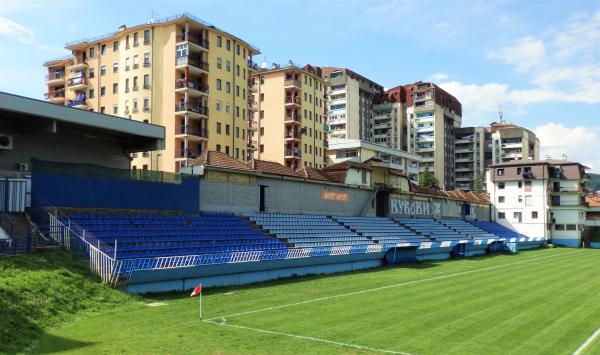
[32,334,95,354]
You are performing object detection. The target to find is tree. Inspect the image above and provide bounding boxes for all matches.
[473,171,485,192]
[419,167,439,188]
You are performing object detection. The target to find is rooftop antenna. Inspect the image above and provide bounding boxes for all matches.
[498,104,504,124]
[150,9,158,24]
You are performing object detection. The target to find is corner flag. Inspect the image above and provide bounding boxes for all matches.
[191,284,203,319]
[191,284,202,297]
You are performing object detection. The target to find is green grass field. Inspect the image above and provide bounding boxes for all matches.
[7,248,600,354]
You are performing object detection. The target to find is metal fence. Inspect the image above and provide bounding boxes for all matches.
[0,212,31,256]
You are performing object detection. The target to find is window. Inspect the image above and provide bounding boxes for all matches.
[143,53,151,67]
[236,44,240,55]
[133,76,138,91]
[235,106,240,117]
[226,60,231,72]
[260,127,264,136]
[566,224,577,231]
[100,86,106,96]
[498,196,505,203]
[100,44,106,55]
[143,97,150,111]
[236,85,240,97]
[525,195,532,206]
[217,36,222,47]
[225,146,230,155]
[517,167,522,175]
[513,212,522,222]
[125,57,130,71]
[113,62,118,73]
[498,212,506,219]
[226,39,231,50]
[113,41,119,52]
[100,106,105,113]
[260,93,264,102]
[225,104,230,113]
[216,79,222,91]
[361,170,368,184]
[235,148,239,159]
[100,65,106,76]
[88,89,95,99]
[498,182,505,189]
[133,55,139,69]
[236,64,240,76]
[143,30,150,44]
[216,101,221,112]
[113,105,118,114]
[226,124,230,136]
[226,82,231,93]
[260,144,264,153]
[555,224,565,230]
[216,122,222,134]
[518,181,523,188]
[524,181,532,192]
[132,99,138,113]
[532,211,538,219]
[518,195,523,203]
[112,83,118,94]
[216,144,221,152]
[89,47,95,58]
[143,74,150,89]
[217,57,222,69]
[133,32,139,46]
[89,68,95,78]
[125,35,130,49]
[236,127,240,138]
[260,110,264,119]
[497,169,504,176]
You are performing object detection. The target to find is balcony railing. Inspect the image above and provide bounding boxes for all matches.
[285,149,301,158]
[176,125,209,138]
[176,33,209,49]
[67,78,85,87]
[284,114,301,123]
[176,56,209,71]
[67,98,86,107]
[176,148,203,159]
[284,79,301,87]
[285,131,301,139]
[175,102,209,115]
[46,72,65,81]
[175,79,209,93]
[45,91,65,100]
[248,59,258,71]
[285,96,301,105]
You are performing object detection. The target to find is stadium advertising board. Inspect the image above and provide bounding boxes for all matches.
[322,191,350,202]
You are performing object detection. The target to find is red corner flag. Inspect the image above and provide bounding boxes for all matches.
[190,284,202,297]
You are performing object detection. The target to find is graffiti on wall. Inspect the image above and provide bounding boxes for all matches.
[390,197,442,217]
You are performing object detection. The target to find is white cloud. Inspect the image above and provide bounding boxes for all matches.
[36,44,69,54]
[534,123,600,171]
[0,16,34,43]
[488,36,546,73]
[427,73,449,82]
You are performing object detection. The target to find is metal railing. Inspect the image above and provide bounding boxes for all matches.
[176,56,209,71]
[175,79,209,93]
[176,33,209,49]
[285,96,301,105]
[67,78,85,87]
[284,79,301,87]
[175,102,209,115]
[45,91,65,100]
[67,99,86,107]
[46,72,65,81]
[176,125,209,138]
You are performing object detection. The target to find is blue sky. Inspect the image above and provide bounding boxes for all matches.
[1,0,599,171]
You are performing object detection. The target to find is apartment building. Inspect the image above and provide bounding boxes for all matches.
[43,13,260,172]
[487,159,589,247]
[405,82,462,190]
[371,86,407,151]
[487,122,539,165]
[326,138,422,184]
[250,63,327,169]
[316,67,383,141]
[454,127,486,191]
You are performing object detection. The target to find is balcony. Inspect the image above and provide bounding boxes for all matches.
[67,59,87,71]
[284,114,302,125]
[248,101,258,111]
[46,72,65,85]
[285,96,301,107]
[285,131,301,142]
[45,91,65,103]
[175,148,203,160]
[175,79,209,96]
[175,125,209,140]
[67,98,87,109]
[176,55,209,75]
[284,79,301,89]
[176,33,209,51]
[284,149,302,159]
[67,77,86,90]
[248,60,258,72]
[175,102,209,118]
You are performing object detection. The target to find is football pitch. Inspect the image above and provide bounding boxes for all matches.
[35,248,600,354]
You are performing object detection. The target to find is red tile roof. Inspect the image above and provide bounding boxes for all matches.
[190,151,252,171]
[322,161,372,171]
[247,159,303,178]
[296,167,329,181]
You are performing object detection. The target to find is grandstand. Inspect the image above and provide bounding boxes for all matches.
[333,216,428,244]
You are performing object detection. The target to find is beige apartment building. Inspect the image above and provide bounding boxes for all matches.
[487,122,540,165]
[250,63,327,169]
[454,127,486,190]
[371,86,408,151]
[43,13,259,172]
[405,82,462,190]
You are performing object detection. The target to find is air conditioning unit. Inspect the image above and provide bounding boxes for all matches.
[18,163,29,171]
[0,134,13,150]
